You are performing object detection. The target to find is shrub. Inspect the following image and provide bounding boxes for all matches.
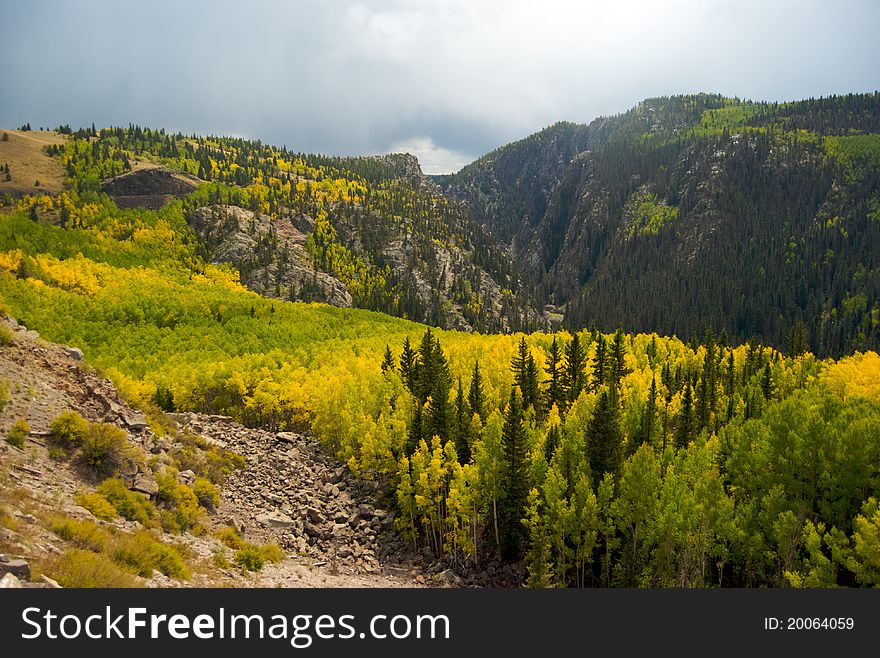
[193,477,220,511]
[96,478,155,525]
[172,436,246,485]
[215,526,245,550]
[233,545,265,572]
[233,541,284,572]
[75,492,119,521]
[48,549,139,588]
[259,542,285,564]
[49,517,110,552]
[109,530,190,580]
[6,419,29,449]
[50,410,90,449]
[0,324,13,346]
[80,423,130,476]
[0,379,9,412]
[156,473,204,532]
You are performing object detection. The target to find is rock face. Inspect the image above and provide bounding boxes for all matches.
[171,413,408,577]
[187,205,352,308]
[102,166,200,209]
[0,555,31,580]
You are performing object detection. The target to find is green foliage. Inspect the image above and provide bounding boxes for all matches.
[626,192,678,237]
[48,549,140,588]
[75,492,119,521]
[6,418,29,448]
[50,410,90,449]
[0,324,12,346]
[0,379,8,412]
[192,477,220,511]
[96,478,155,525]
[50,517,111,551]
[109,530,190,580]
[80,423,131,477]
[233,542,284,572]
[155,473,204,532]
[215,526,245,550]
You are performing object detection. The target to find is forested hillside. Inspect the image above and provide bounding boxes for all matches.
[441,93,880,356]
[18,125,539,333]
[2,140,880,587]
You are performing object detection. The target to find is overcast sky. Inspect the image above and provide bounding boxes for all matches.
[2,0,879,173]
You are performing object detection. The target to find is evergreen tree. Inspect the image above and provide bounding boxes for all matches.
[453,377,470,464]
[498,388,529,560]
[787,320,810,356]
[399,336,416,391]
[380,344,396,373]
[544,336,564,411]
[587,389,623,481]
[675,381,695,449]
[468,360,485,421]
[635,375,657,449]
[590,334,607,392]
[608,329,632,390]
[761,362,775,400]
[563,333,587,401]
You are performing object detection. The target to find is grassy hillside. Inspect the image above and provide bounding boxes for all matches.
[2,125,880,588]
[0,129,67,196]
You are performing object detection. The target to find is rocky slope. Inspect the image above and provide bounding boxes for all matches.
[0,315,459,587]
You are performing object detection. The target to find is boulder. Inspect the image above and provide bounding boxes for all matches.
[177,469,196,486]
[0,556,30,580]
[256,512,296,529]
[131,472,159,497]
[65,346,84,361]
[0,573,22,588]
[125,412,149,430]
[276,432,298,444]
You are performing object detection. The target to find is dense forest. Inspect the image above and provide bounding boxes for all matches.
[1,119,879,586]
[36,124,538,333]
[440,93,880,357]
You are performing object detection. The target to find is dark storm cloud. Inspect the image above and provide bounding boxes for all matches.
[2,0,879,173]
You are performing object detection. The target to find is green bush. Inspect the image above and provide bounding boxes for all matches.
[0,379,9,412]
[109,530,190,580]
[81,423,130,477]
[6,418,29,449]
[233,545,265,572]
[96,478,155,525]
[233,541,285,572]
[48,549,140,588]
[193,477,220,511]
[50,410,90,449]
[156,473,204,532]
[50,517,110,552]
[75,492,119,521]
[215,526,245,550]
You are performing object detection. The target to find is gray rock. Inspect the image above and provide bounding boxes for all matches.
[0,573,22,588]
[40,574,62,588]
[306,507,323,524]
[126,412,149,430]
[131,472,159,497]
[0,557,30,580]
[177,469,196,485]
[256,511,296,529]
[65,346,84,361]
[276,432,298,444]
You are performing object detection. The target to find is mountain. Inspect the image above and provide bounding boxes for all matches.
[440,93,880,356]
[37,126,540,334]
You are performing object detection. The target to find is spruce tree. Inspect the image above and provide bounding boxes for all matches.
[498,389,528,561]
[675,382,695,449]
[590,334,607,392]
[453,377,470,464]
[563,333,587,402]
[380,344,396,373]
[399,336,416,392]
[587,389,623,481]
[544,336,563,411]
[468,360,485,421]
[609,329,632,390]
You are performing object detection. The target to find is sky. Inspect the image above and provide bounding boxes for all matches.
[2,0,879,174]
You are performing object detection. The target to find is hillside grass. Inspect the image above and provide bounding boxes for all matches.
[0,130,67,196]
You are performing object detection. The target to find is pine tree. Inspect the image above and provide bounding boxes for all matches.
[563,333,587,402]
[380,344,396,373]
[590,334,607,392]
[399,336,416,392]
[675,381,695,449]
[453,377,470,464]
[608,329,632,390]
[498,388,528,561]
[467,360,485,421]
[787,320,810,356]
[587,389,623,481]
[544,336,564,411]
